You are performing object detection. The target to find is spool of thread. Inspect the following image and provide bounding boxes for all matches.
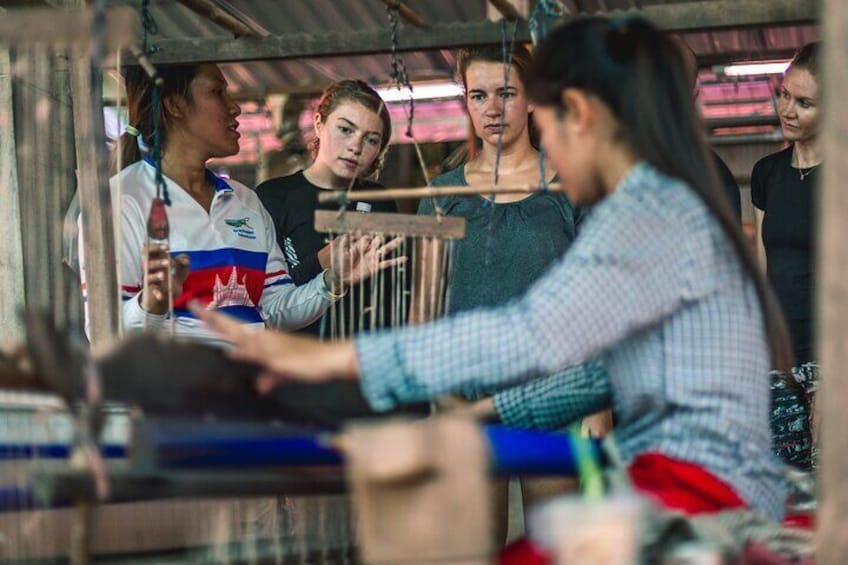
[147,197,169,241]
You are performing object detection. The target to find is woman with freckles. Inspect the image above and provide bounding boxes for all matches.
[751,43,822,471]
[257,80,402,337]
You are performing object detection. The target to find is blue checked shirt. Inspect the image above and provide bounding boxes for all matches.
[356,162,786,520]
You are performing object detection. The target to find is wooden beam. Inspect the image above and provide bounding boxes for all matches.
[146,0,817,65]
[314,210,467,239]
[147,20,529,65]
[816,0,848,560]
[0,6,137,49]
[176,0,259,38]
[0,48,26,342]
[487,0,524,22]
[70,44,119,346]
[697,47,801,68]
[379,0,428,28]
[316,183,565,204]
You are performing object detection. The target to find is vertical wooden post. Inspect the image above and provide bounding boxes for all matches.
[12,45,74,331]
[816,0,847,561]
[70,42,119,346]
[0,48,26,342]
[4,44,86,342]
[51,51,85,333]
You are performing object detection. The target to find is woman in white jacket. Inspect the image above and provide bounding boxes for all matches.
[81,63,399,342]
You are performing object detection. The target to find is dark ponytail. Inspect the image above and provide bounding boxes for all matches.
[112,64,202,174]
[527,16,793,371]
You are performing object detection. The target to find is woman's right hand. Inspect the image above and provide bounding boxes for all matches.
[141,244,191,314]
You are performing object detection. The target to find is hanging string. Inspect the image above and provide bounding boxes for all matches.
[529,0,566,192]
[492,18,520,188]
[140,0,158,57]
[141,0,170,208]
[482,18,519,270]
[396,99,435,202]
[384,9,455,328]
[384,4,444,220]
[138,0,174,334]
[149,86,169,207]
[386,4,414,138]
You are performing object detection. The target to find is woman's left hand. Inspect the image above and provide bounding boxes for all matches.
[326,235,406,290]
[189,302,359,393]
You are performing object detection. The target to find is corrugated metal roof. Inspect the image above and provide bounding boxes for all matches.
[126,0,818,164]
[138,1,817,96]
[141,0,480,97]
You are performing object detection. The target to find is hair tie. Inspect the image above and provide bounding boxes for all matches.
[125,125,141,137]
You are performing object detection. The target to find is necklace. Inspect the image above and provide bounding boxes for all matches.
[798,164,820,181]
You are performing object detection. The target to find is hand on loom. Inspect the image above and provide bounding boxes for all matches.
[323,235,407,291]
[189,301,360,392]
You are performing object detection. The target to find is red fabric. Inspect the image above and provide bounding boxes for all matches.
[628,452,748,514]
[499,538,551,565]
[783,512,815,530]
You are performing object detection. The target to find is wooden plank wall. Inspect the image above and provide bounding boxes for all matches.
[9,46,84,339]
[0,496,355,561]
[0,48,26,342]
[816,0,847,561]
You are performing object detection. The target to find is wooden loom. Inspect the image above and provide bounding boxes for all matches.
[312,180,564,335]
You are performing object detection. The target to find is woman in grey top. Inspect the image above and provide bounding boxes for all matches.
[418,45,604,540]
[195,17,792,521]
[420,46,575,320]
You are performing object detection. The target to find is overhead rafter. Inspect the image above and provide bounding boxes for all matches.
[0,6,137,47]
[144,0,817,65]
[379,0,428,28]
[487,0,523,21]
[696,47,802,67]
[175,0,259,38]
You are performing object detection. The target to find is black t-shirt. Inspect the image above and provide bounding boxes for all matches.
[751,145,818,364]
[256,171,399,336]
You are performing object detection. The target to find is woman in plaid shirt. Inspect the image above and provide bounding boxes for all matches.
[196,17,793,521]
